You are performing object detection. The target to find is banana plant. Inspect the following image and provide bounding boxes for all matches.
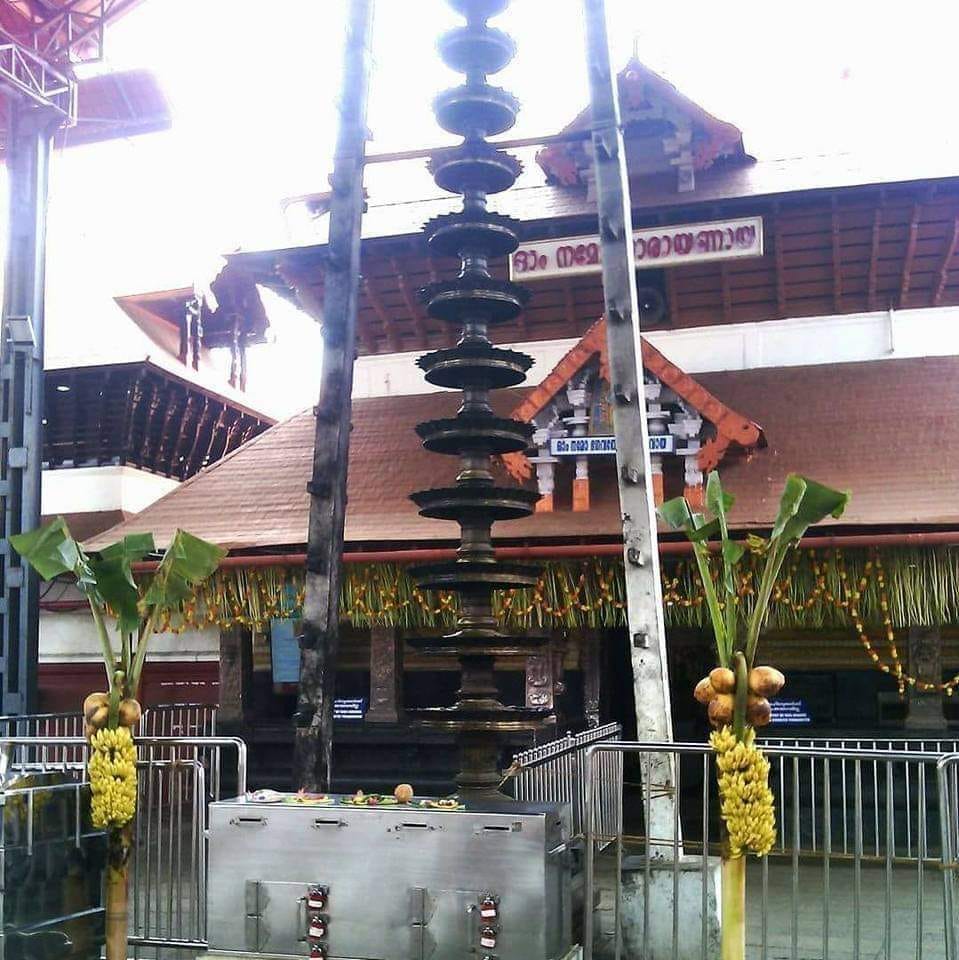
[659,472,848,960]
[11,517,225,960]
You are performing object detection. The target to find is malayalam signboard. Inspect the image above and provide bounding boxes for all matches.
[549,435,675,456]
[769,699,812,726]
[509,216,764,282]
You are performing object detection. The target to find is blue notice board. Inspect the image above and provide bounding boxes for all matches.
[770,699,811,725]
[270,619,301,684]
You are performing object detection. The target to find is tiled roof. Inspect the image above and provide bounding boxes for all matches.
[86,356,959,552]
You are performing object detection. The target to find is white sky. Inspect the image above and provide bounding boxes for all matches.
[36,0,959,418]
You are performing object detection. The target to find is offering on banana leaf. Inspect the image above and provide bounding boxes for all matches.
[286,790,334,805]
[341,790,398,807]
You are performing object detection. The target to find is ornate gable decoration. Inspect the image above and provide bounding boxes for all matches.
[537,58,745,195]
[503,320,764,512]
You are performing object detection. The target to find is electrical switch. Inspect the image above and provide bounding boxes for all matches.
[307,886,328,910]
[308,915,327,940]
[310,945,326,960]
[480,926,497,950]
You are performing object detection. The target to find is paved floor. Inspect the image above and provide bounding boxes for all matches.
[594,856,950,959]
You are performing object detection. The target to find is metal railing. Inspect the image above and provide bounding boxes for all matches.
[507,722,622,842]
[939,754,959,960]
[0,734,244,960]
[583,741,957,960]
[761,735,958,860]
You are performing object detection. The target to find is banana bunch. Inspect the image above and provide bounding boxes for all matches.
[88,726,137,830]
[710,725,776,857]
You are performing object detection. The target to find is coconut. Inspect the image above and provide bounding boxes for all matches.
[748,666,785,698]
[707,693,735,726]
[89,705,110,729]
[709,667,736,695]
[694,677,717,704]
[747,694,772,727]
[83,692,109,722]
[118,698,142,728]
[394,783,414,804]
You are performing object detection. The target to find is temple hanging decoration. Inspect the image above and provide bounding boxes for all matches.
[400,0,554,797]
[163,547,959,697]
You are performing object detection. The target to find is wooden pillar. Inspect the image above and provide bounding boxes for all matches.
[218,625,252,728]
[906,626,945,729]
[365,626,404,724]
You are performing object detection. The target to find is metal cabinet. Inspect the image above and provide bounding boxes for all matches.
[207,797,572,960]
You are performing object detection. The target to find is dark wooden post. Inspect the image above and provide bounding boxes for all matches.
[906,626,945,729]
[582,631,602,728]
[365,626,403,724]
[293,0,375,792]
[218,625,251,729]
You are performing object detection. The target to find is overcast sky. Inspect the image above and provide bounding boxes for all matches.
[37,0,959,417]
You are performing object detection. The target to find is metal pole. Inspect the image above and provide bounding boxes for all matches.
[1,100,58,715]
[581,0,680,851]
[294,0,375,792]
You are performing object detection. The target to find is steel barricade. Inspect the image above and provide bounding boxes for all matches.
[583,741,956,960]
[507,722,622,841]
[940,754,959,960]
[0,735,244,959]
[763,735,959,859]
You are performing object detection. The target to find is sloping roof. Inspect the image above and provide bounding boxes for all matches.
[501,319,764,481]
[234,150,959,264]
[86,356,959,552]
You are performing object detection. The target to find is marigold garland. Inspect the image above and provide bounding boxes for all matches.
[149,546,959,695]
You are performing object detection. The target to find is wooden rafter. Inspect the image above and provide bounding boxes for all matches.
[183,397,211,477]
[391,256,428,343]
[170,393,198,477]
[136,380,162,468]
[899,201,922,307]
[772,205,786,316]
[831,197,842,312]
[719,262,732,323]
[867,205,882,310]
[362,274,400,352]
[932,216,959,307]
[155,384,182,476]
[664,267,679,326]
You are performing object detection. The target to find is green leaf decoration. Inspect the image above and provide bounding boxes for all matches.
[89,533,156,634]
[142,530,227,615]
[10,516,97,592]
[658,496,694,531]
[772,474,849,546]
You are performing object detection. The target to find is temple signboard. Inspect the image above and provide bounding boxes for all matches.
[510,215,764,281]
[550,435,675,456]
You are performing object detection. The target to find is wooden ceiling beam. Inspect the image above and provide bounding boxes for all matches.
[136,379,162,469]
[183,397,211,477]
[772,203,787,317]
[719,262,732,323]
[391,256,428,344]
[170,393,198,478]
[664,268,679,326]
[899,201,922,308]
[867,206,881,310]
[361,275,400,353]
[831,197,842,313]
[932,216,959,307]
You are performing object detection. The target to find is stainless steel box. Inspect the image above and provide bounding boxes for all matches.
[206,795,572,960]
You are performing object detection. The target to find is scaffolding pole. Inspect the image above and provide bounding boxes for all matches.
[0,101,58,715]
[294,0,375,792]
[582,0,680,850]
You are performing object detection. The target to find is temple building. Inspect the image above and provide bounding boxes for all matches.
[38,265,275,703]
[62,59,959,787]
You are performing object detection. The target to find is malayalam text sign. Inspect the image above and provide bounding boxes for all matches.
[549,435,675,456]
[510,216,764,282]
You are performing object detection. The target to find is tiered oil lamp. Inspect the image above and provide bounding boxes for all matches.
[408,0,554,799]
